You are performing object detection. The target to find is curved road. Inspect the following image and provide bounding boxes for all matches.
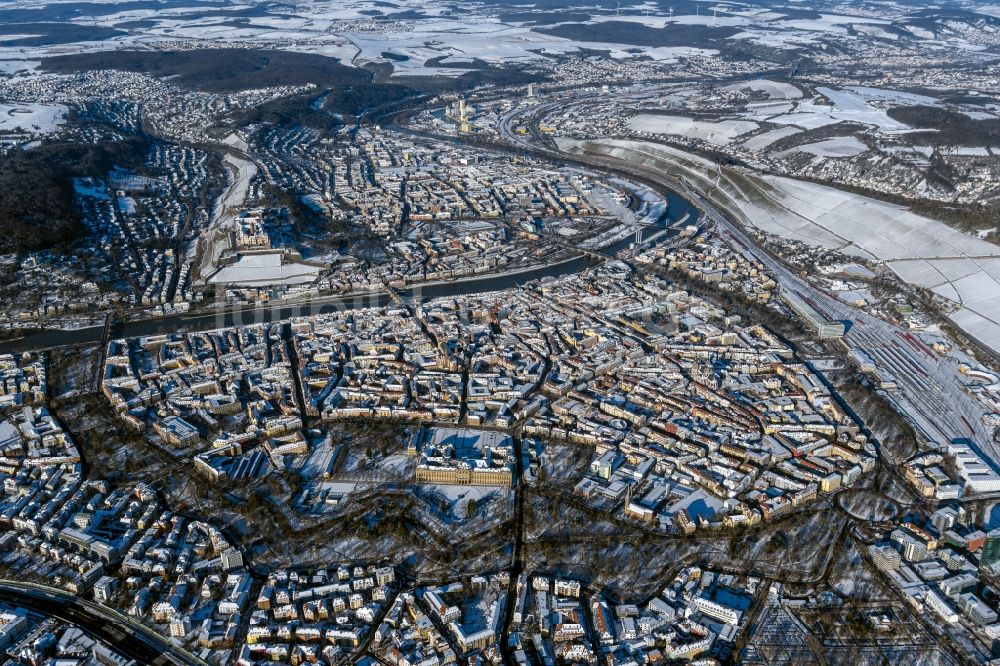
[0,579,207,666]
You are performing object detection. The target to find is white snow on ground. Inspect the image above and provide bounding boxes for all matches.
[815,87,910,130]
[727,12,893,48]
[732,176,1000,356]
[666,488,724,521]
[744,88,911,133]
[284,41,361,64]
[586,14,751,29]
[950,307,1000,356]
[776,136,867,158]
[816,87,879,113]
[423,483,503,504]
[0,0,987,79]
[853,23,897,40]
[245,16,316,30]
[885,145,934,159]
[216,151,256,224]
[208,252,323,286]
[833,263,878,278]
[0,2,734,76]
[905,25,935,39]
[0,35,42,43]
[728,29,823,49]
[891,257,1000,354]
[221,132,249,153]
[140,23,273,40]
[341,20,718,74]
[779,13,891,33]
[73,178,112,202]
[746,176,1000,262]
[195,135,259,279]
[765,110,841,130]
[948,147,991,157]
[342,22,553,75]
[627,114,759,145]
[962,110,999,120]
[0,60,38,74]
[741,101,795,119]
[723,79,802,100]
[972,4,1000,18]
[0,103,66,133]
[845,86,940,106]
[741,126,802,151]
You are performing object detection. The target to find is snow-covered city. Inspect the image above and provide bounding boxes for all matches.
[3,0,1000,664]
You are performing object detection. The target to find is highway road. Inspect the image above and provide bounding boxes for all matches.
[498,433,527,666]
[0,579,207,666]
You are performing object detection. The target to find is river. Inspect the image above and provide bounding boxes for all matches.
[0,186,696,353]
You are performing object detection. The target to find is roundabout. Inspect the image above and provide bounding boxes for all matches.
[836,488,901,524]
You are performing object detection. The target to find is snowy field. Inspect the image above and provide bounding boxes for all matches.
[627,114,759,146]
[0,0,720,76]
[853,24,898,40]
[0,103,66,134]
[891,258,1000,355]
[776,136,867,158]
[724,85,928,136]
[732,175,1000,263]
[0,0,987,78]
[726,176,1000,356]
[208,252,323,287]
[815,87,909,130]
[0,59,38,74]
[745,88,909,132]
[723,79,802,100]
[741,126,802,152]
[844,86,939,107]
[73,178,112,202]
[741,101,795,119]
[337,21,719,73]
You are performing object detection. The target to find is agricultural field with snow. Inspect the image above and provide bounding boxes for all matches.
[0,0,997,81]
[723,79,803,100]
[726,86,913,133]
[627,114,759,146]
[0,0,722,77]
[0,102,66,134]
[742,126,802,151]
[776,136,868,158]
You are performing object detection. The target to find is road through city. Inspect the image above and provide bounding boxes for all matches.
[0,580,207,666]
